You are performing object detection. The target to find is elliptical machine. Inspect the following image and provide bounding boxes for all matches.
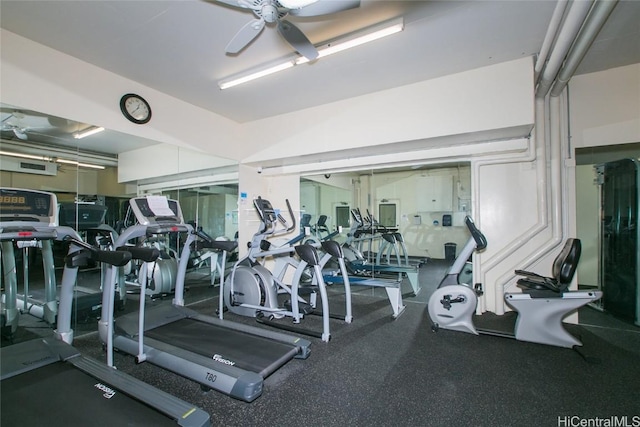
[223,197,334,342]
[428,216,602,351]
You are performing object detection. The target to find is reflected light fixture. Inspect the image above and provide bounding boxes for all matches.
[0,150,105,169]
[218,17,404,90]
[73,125,105,139]
[55,159,105,170]
[0,150,53,162]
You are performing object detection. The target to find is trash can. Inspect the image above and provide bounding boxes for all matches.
[444,242,457,261]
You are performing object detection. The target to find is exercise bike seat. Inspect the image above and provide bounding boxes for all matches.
[515,238,581,295]
[506,238,602,348]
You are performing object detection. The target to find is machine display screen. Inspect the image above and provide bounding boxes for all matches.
[130,196,183,225]
[0,188,54,218]
[254,198,277,222]
[58,203,108,230]
[133,198,179,218]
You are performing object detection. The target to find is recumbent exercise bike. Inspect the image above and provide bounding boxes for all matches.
[428,216,602,350]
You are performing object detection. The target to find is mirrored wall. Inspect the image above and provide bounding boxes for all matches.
[1,104,238,341]
[301,163,472,260]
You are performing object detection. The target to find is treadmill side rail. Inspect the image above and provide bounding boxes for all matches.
[69,356,211,427]
[114,333,264,402]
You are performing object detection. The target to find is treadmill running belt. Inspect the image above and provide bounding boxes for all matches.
[1,362,176,426]
[146,318,299,377]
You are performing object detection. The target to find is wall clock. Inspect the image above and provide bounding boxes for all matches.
[120,93,151,124]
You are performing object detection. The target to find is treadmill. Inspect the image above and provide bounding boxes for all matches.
[57,202,126,320]
[100,195,311,402]
[1,187,59,331]
[1,188,211,426]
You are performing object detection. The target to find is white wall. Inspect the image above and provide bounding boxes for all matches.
[570,63,640,149]
[117,143,237,182]
[242,57,535,168]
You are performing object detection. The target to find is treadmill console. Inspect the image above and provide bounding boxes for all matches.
[58,203,108,230]
[129,196,186,232]
[0,187,58,225]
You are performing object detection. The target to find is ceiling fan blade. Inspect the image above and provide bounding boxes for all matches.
[213,0,252,10]
[13,128,28,140]
[288,0,360,17]
[277,20,318,60]
[225,18,266,54]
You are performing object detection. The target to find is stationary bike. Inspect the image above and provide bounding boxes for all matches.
[428,216,603,350]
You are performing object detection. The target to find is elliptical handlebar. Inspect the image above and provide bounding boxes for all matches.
[194,228,213,243]
[63,235,132,267]
[464,216,487,250]
[63,234,96,252]
[283,199,296,233]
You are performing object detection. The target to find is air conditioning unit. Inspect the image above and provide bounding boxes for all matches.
[0,156,57,176]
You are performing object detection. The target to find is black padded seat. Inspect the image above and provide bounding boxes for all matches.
[515,238,581,295]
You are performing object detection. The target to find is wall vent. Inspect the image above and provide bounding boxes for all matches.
[0,156,57,176]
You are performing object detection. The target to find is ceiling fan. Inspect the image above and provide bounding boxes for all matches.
[1,112,30,140]
[0,109,79,142]
[214,0,361,60]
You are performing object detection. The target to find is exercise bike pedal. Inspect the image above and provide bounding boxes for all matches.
[474,283,484,296]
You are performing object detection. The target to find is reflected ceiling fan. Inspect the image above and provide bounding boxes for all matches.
[1,109,82,143]
[214,0,360,60]
[1,112,32,140]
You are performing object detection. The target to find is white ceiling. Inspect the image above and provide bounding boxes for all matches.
[1,0,639,156]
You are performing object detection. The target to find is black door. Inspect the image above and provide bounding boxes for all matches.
[600,158,639,325]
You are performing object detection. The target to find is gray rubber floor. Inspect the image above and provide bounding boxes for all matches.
[4,259,639,426]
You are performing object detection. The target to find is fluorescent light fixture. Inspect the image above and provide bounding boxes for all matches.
[73,126,105,139]
[0,150,104,169]
[55,159,105,170]
[218,17,404,90]
[219,61,296,90]
[0,150,52,162]
[296,18,404,65]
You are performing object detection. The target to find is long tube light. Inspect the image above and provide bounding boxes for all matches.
[1,150,105,169]
[219,61,296,90]
[1,139,118,167]
[0,150,53,162]
[295,18,405,65]
[219,17,404,90]
[56,158,105,170]
[73,126,105,139]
